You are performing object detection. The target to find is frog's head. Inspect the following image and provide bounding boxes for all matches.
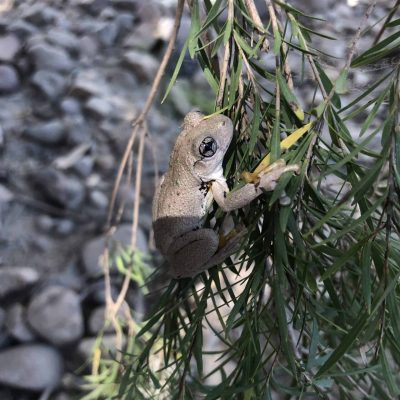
[187,113,233,181]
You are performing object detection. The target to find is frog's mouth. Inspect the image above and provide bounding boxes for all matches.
[193,159,224,182]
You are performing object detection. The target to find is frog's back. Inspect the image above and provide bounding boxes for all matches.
[152,171,211,255]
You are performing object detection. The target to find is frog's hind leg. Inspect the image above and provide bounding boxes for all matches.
[167,228,219,279]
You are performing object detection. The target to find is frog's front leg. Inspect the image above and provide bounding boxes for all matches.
[167,228,246,278]
[212,160,300,212]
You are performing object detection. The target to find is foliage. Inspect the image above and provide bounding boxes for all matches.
[85,0,400,398]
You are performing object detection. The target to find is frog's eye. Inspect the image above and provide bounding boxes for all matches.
[199,137,217,158]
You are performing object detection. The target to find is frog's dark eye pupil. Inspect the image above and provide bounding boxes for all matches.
[199,137,217,158]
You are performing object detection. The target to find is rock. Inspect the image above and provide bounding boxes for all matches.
[0,35,21,62]
[0,124,3,148]
[89,190,108,210]
[83,281,119,304]
[22,4,60,26]
[31,169,85,210]
[0,388,13,400]
[123,50,159,81]
[113,0,139,11]
[0,65,20,93]
[8,20,39,39]
[88,305,127,335]
[71,69,108,98]
[60,97,82,115]
[88,306,111,334]
[0,267,39,299]
[85,96,114,118]
[52,392,71,400]
[25,120,66,144]
[97,22,119,47]
[123,24,157,51]
[0,344,63,391]
[54,219,75,236]
[78,35,100,60]
[115,12,134,36]
[5,304,36,342]
[81,224,148,277]
[31,70,66,100]
[47,28,80,55]
[73,155,94,177]
[77,0,111,16]
[63,115,92,145]
[28,43,75,73]
[77,334,126,359]
[0,184,14,203]
[27,286,84,346]
[36,214,54,232]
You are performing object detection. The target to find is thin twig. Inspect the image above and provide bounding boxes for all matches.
[266,0,282,154]
[102,0,186,356]
[217,0,233,108]
[266,0,294,90]
[344,2,377,73]
[235,40,259,96]
[325,2,376,106]
[373,0,400,45]
[114,122,147,313]
[245,0,265,33]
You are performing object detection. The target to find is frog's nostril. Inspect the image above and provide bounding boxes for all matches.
[221,121,226,126]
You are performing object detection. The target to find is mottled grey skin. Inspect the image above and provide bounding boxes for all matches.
[152,111,299,278]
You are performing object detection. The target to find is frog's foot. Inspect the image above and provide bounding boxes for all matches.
[258,159,300,176]
[218,225,247,249]
[242,159,300,184]
[200,226,247,271]
[257,160,300,192]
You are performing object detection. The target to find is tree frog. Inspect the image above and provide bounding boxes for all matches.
[152,111,299,278]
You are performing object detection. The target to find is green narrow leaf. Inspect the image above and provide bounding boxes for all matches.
[276,70,304,120]
[274,226,297,376]
[360,85,389,136]
[386,18,400,27]
[315,62,341,108]
[339,70,393,113]
[316,311,368,377]
[226,283,250,333]
[395,125,400,190]
[380,350,400,396]
[361,242,372,313]
[272,24,282,55]
[195,0,224,40]
[233,30,258,58]
[193,323,204,377]
[162,39,189,103]
[248,96,261,154]
[306,318,320,370]
[351,31,400,67]
[270,116,281,163]
[228,53,242,107]
[320,239,365,280]
[335,70,348,94]
[188,0,200,58]
[223,13,232,44]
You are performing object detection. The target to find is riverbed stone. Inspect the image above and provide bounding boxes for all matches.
[81,224,148,277]
[0,344,63,391]
[0,65,20,93]
[0,35,21,62]
[27,286,84,346]
[0,267,39,299]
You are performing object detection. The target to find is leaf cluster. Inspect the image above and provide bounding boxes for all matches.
[86,1,400,398]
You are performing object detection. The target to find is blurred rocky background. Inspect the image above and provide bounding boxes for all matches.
[0,0,394,399]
